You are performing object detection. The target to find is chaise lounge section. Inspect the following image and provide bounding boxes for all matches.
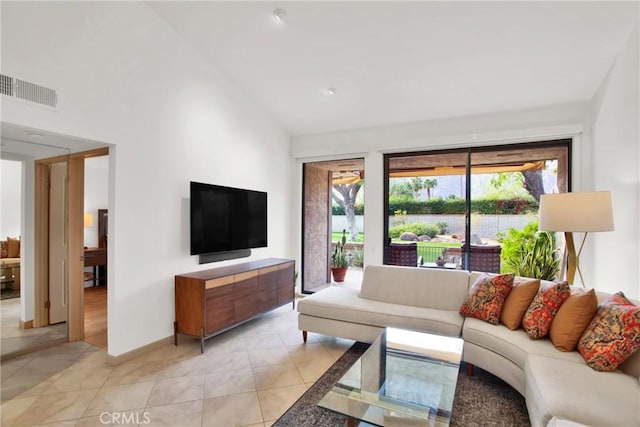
[297,264,640,427]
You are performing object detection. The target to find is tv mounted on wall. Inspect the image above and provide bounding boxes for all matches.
[190,181,267,262]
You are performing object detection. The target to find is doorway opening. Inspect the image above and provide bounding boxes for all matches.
[301,158,365,293]
[82,155,109,349]
[32,148,109,348]
[0,121,110,360]
[1,154,69,360]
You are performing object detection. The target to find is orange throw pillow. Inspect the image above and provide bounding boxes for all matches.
[460,273,514,325]
[549,288,598,351]
[522,281,570,339]
[500,278,540,330]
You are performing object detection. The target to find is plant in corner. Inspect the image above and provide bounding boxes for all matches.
[331,230,349,283]
[499,220,560,280]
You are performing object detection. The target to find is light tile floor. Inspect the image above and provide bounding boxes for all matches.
[1,298,67,359]
[1,300,355,426]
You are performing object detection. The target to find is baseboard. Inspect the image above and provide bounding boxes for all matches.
[106,335,173,366]
[19,319,33,329]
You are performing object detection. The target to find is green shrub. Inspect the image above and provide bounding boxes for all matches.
[388,222,439,239]
[499,220,560,280]
[350,248,364,267]
[388,197,537,215]
[332,204,365,215]
[436,221,448,234]
[473,198,538,214]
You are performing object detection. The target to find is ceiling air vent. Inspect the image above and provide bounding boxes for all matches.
[0,74,57,108]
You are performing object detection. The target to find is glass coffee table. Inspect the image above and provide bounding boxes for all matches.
[318,328,464,427]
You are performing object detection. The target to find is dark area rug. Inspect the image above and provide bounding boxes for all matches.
[274,342,530,427]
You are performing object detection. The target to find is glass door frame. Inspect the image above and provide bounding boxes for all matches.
[301,158,365,294]
[383,139,572,270]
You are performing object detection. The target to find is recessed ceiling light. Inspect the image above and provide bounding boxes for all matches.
[326,88,337,95]
[273,9,287,23]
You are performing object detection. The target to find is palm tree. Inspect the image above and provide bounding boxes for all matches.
[424,178,438,199]
[410,177,425,198]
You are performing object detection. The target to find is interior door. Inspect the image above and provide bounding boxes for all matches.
[49,161,67,324]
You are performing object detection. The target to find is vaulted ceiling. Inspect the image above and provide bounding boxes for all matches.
[148,1,638,136]
[1,0,638,157]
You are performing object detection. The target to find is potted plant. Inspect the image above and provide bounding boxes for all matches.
[331,230,349,282]
[500,221,560,280]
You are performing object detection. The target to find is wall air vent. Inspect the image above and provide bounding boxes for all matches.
[0,74,13,96]
[0,74,57,108]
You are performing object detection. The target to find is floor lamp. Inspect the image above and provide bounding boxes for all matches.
[538,191,614,286]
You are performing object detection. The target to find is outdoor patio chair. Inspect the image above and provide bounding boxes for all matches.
[387,242,418,267]
[462,244,502,274]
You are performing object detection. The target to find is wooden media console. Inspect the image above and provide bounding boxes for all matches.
[174,258,295,353]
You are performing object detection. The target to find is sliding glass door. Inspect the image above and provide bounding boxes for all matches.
[384,140,571,277]
[385,151,468,267]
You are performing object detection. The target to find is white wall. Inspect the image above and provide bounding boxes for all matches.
[589,24,639,299]
[84,156,108,248]
[2,2,292,356]
[0,159,22,239]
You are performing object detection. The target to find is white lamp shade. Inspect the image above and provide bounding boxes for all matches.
[539,191,614,232]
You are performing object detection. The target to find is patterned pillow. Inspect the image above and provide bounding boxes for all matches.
[0,240,7,258]
[460,273,514,325]
[577,292,640,371]
[522,281,570,339]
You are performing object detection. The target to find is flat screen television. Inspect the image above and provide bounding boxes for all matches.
[190,181,267,256]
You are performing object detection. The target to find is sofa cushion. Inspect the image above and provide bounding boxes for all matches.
[618,347,640,379]
[463,317,584,370]
[359,265,470,311]
[549,288,598,352]
[299,286,465,337]
[500,277,540,330]
[460,273,514,325]
[577,292,640,372]
[546,417,592,427]
[522,281,570,339]
[525,354,639,427]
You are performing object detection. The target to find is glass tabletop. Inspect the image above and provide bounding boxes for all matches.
[318,328,464,427]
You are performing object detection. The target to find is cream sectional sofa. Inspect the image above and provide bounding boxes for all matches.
[297,264,640,427]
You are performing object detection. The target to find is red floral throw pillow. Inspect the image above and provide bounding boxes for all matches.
[521,281,570,339]
[460,273,514,325]
[577,292,640,372]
